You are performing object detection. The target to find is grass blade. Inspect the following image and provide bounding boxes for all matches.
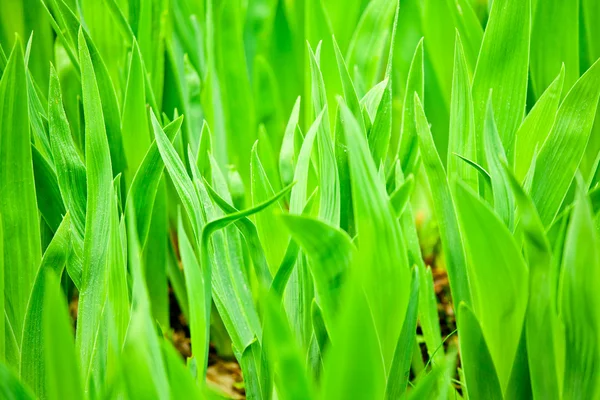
[0,38,41,367]
[472,0,531,162]
[75,28,114,393]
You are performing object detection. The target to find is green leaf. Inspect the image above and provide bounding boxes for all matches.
[279,96,301,187]
[389,174,414,217]
[339,98,410,366]
[559,180,600,398]
[262,291,314,400]
[505,169,560,399]
[369,0,397,167]
[483,97,514,229]
[251,142,288,272]
[177,213,209,380]
[454,182,528,390]
[48,64,86,288]
[130,114,184,245]
[530,0,578,98]
[203,168,275,289]
[122,40,152,185]
[514,66,564,181]
[75,28,114,392]
[122,203,170,399]
[397,39,424,175]
[407,352,457,400]
[346,0,396,89]
[458,303,503,400]
[531,58,600,226]
[472,0,531,162]
[0,39,41,365]
[445,0,483,74]
[0,361,35,400]
[0,213,3,362]
[321,280,385,400]
[161,341,203,399]
[279,214,354,333]
[43,270,84,400]
[152,109,203,241]
[31,146,66,232]
[307,44,340,226]
[79,29,127,177]
[21,214,72,398]
[448,33,478,191]
[414,94,471,309]
[385,267,419,399]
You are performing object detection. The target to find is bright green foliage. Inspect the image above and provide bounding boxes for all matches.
[1,0,600,399]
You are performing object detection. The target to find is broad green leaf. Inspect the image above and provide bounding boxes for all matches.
[505,169,560,399]
[43,270,84,400]
[559,181,600,398]
[448,33,478,191]
[407,352,456,400]
[153,109,203,240]
[340,99,410,366]
[393,163,444,361]
[289,110,323,214]
[0,361,35,400]
[445,0,483,74]
[0,214,3,362]
[414,94,471,309]
[279,96,301,187]
[472,0,531,162]
[105,189,129,373]
[307,44,340,226]
[21,214,71,398]
[199,180,294,351]
[251,143,288,272]
[122,40,151,185]
[583,0,600,66]
[321,280,385,400]
[514,67,564,181]
[80,29,127,177]
[0,39,41,364]
[48,64,86,234]
[455,182,528,390]
[262,291,314,400]
[385,267,419,399]
[269,189,319,299]
[122,204,170,399]
[389,175,414,217]
[48,64,86,288]
[130,114,184,245]
[239,340,270,400]
[177,213,209,380]
[346,0,396,89]
[483,97,514,229]
[458,303,503,400]
[360,78,388,121]
[75,28,114,392]
[215,0,255,181]
[332,36,363,133]
[421,0,455,102]
[279,214,354,333]
[31,146,66,232]
[161,341,202,399]
[143,179,169,327]
[397,39,424,176]
[531,58,600,226]
[417,264,444,363]
[203,170,274,289]
[369,1,399,168]
[530,0,578,98]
